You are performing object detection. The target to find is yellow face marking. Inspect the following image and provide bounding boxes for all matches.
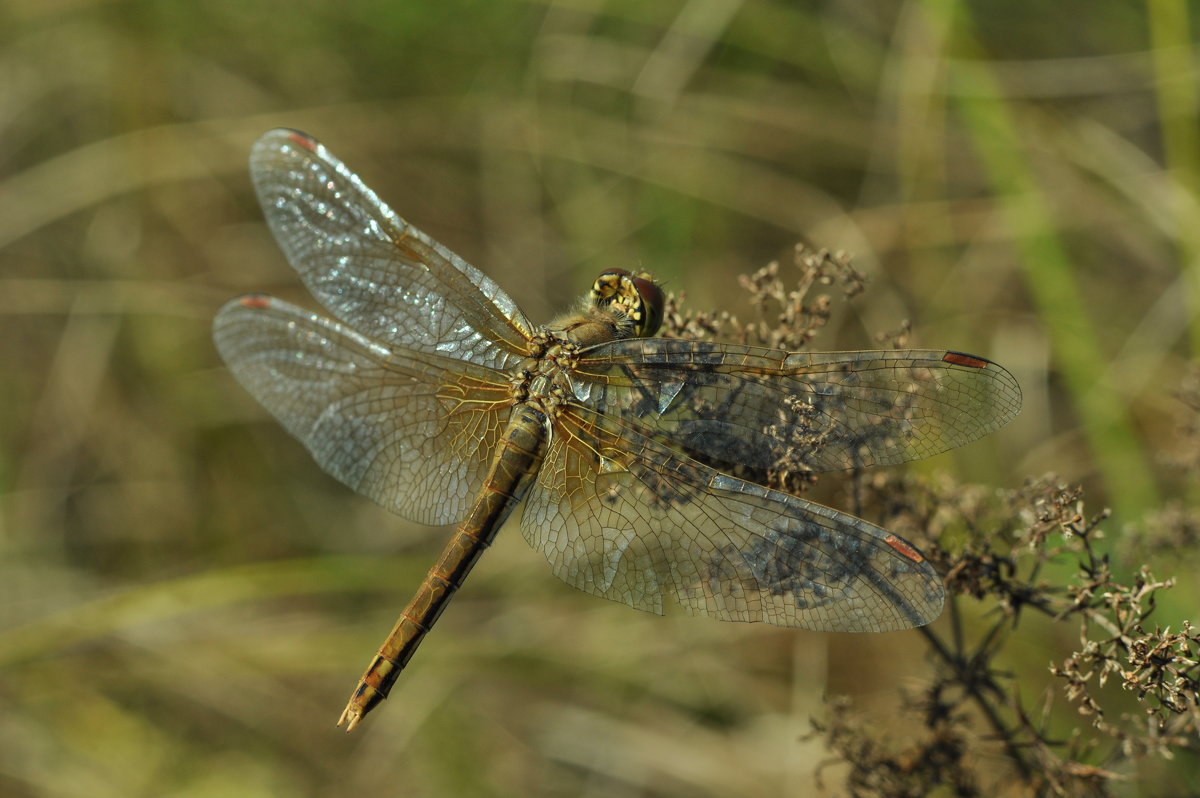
[590,270,662,338]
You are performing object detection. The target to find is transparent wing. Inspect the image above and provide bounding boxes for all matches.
[249,128,534,373]
[521,404,944,632]
[569,341,1022,475]
[213,295,513,526]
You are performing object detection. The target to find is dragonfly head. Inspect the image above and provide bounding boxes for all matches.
[590,269,665,338]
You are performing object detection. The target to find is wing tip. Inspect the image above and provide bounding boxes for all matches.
[214,294,277,323]
[941,349,1024,424]
[237,293,273,310]
[251,128,322,170]
[282,129,318,151]
[942,350,990,369]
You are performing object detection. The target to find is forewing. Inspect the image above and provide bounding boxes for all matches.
[213,295,513,526]
[521,405,943,632]
[570,341,1021,474]
[249,128,534,373]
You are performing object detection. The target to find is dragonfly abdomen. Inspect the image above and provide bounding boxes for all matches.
[337,405,549,730]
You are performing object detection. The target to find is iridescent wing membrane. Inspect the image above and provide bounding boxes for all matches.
[524,344,1020,631]
[215,130,527,526]
[571,339,1022,474]
[213,297,514,526]
[216,128,1021,639]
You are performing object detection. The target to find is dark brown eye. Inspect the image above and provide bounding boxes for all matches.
[629,274,664,338]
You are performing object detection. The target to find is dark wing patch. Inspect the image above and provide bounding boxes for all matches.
[570,341,1021,475]
[520,404,943,632]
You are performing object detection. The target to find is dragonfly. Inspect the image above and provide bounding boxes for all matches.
[213,128,1022,732]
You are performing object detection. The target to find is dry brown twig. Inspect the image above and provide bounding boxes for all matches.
[671,245,1200,797]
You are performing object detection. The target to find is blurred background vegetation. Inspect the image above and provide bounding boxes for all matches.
[2,0,1199,795]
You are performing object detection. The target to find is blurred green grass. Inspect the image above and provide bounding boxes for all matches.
[2,1,1198,795]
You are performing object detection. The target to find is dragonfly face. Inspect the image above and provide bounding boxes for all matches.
[587,268,664,338]
[214,128,1022,731]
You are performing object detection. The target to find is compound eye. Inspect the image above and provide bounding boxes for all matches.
[629,274,664,338]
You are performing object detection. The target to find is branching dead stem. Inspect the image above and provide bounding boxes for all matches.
[675,246,1200,797]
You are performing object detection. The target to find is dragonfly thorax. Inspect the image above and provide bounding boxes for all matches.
[544,305,636,348]
[545,269,665,346]
[510,339,580,419]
